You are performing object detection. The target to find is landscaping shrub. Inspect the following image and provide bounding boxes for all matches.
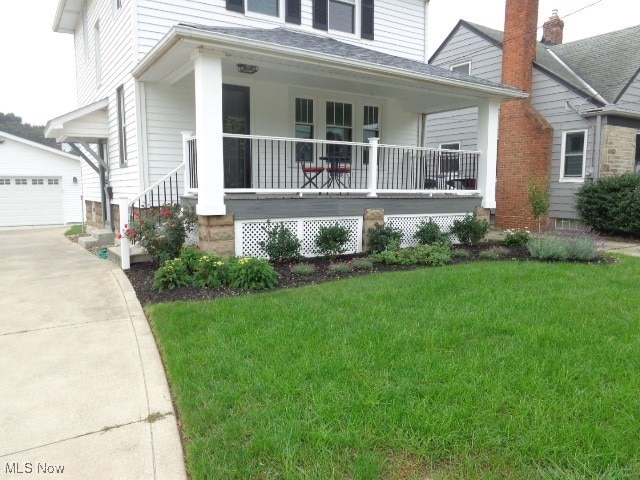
[451,248,471,259]
[414,219,450,245]
[503,229,530,247]
[576,173,640,236]
[153,258,192,291]
[123,204,198,264]
[258,222,301,262]
[315,224,351,258]
[367,224,403,253]
[327,262,353,274]
[351,258,374,270]
[479,246,510,260]
[371,244,451,267]
[229,257,279,290]
[450,214,489,247]
[528,233,600,262]
[289,263,316,276]
[527,238,568,262]
[193,255,230,288]
[179,245,205,275]
[564,236,599,262]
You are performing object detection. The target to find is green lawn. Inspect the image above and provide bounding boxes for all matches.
[64,224,85,236]
[148,257,640,479]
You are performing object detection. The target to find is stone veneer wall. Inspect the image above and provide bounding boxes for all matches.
[600,125,638,177]
[85,200,103,229]
[198,213,236,256]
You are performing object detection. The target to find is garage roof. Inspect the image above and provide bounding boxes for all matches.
[0,131,79,161]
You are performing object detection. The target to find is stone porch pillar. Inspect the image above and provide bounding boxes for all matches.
[477,98,500,209]
[191,48,226,216]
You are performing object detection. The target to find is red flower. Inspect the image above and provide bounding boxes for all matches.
[116,233,122,239]
[163,210,171,217]
[133,211,140,218]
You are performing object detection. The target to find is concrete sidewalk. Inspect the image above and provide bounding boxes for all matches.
[0,227,186,480]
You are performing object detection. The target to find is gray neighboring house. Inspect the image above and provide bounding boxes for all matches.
[426,14,640,228]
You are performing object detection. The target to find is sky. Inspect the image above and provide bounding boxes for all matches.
[0,0,638,126]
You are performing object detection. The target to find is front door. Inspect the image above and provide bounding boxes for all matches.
[222,84,251,188]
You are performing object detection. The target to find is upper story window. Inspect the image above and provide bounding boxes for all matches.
[247,0,278,16]
[451,62,471,75]
[117,85,127,165]
[82,6,89,63]
[329,0,355,34]
[94,21,102,85]
[560,130,587,181]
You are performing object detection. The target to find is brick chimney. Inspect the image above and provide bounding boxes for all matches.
[495,0,553,230]
[542,9,564,45]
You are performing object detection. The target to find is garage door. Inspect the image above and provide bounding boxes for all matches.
[0,177,64,226]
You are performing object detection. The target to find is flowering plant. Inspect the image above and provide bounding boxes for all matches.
[122,204,198,264]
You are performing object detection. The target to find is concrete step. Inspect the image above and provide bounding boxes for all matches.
[78,236,99,249]
[108,245,153,269]
[90,229,115,245]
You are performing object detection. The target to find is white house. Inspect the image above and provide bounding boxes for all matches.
[0,131,82,227]
[45,0,525,265]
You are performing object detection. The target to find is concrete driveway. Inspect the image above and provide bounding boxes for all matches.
[0,227,186,480]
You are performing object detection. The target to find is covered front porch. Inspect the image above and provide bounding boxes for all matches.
[133,25,524,214]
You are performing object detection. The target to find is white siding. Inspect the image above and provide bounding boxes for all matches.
[135,0,426,62]
[73,0,139,200]
[0,138,83,224]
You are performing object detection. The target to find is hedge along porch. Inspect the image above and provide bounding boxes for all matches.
[121,25,523,265]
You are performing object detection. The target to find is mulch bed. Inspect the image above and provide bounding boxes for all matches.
[126,242,536,305]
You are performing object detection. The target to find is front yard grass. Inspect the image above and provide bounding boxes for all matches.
[148,257,640,479]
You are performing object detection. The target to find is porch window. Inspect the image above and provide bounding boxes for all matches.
[363,105,379,164]
[295,98,314,163]
[326,101,352,158]
[329,0,355,33]
[561,130,587,180]
[248,0,278,16]
[117,85,127,165]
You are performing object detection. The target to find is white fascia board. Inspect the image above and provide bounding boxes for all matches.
[132,26,527,100]
[0,130,80,161]
[45,98,109,141]
[53,0,84,33]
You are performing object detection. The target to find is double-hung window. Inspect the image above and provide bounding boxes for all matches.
[561,130,587,181]
[439,142,460,174]
[326,101,352,158]
[329,0,355,33]
[117,85,127,165]
[247,0,278,16]
[295,98,314,163]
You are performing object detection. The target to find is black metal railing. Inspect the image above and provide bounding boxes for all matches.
[377,146,479,191]
[128,168,181,224]
[186,137,198,189]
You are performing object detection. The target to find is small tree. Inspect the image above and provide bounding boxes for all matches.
[528,175,550,233]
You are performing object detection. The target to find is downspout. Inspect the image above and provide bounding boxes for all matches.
[423,0,430,63]
[592,114,603,181]
[99,140,113,229]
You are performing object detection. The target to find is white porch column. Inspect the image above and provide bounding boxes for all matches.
[191,49,226,216]
[366,137,379,198]
[477,99,500,209]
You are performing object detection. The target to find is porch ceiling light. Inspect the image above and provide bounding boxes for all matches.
[237,63,259,74]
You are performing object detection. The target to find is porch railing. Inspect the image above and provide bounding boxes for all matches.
[183,134,480,195]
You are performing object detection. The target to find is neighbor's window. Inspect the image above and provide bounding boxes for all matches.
[15,179,27,185]
[48,179,60,185]
[439,142,460,173]
[117,85,127,165]
[116,0,122,9]
[0,179,10,185]
[247,0,278,16]
[329,0,355,34]
[295,98,314,163]
[32,179,44,185]
[451,62,471,75]
[561,130,587,180]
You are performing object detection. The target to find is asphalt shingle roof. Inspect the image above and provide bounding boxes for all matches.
[459,21,640,104]
[179,24,521,93]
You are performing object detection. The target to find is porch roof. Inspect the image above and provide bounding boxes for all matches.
[44,98,109,143]
[133,25,526,111]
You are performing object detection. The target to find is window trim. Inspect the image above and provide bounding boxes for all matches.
[439,141,461,151]
[246,0,280,18]
[450,61,471,75]
[559,129,588,182]
[117,85,128,166]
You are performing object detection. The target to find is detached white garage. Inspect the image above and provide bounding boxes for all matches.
[0,131,82,227]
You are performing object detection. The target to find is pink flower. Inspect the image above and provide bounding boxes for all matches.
[116,233,122,239]
[163,210,171,217]
[133,211,140,218]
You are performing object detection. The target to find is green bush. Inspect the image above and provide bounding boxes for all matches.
[527,238,568,262]
[290,263,316,276]
[123,204,198,264]
[258,222,301,262]
[327,262,353,274]
[451,248,471,259]
[367,224,403,253]
[565,237,599,262]
[315,224,351,258]
[351,258,374,270]
[193,255,230,288]
[229,257,279,290]
[502,230,530,247]
[479,247,510,260]
[414,220,450,245]
[371,244,451,267]
[450,214,489,247]
[179,245,205,275]
[153,258,192,291]
[576,174,640,236]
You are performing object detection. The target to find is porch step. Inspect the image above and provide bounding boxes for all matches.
[79,228,115,249]
[107,244,152,269]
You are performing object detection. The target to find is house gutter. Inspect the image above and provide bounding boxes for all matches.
[545,49,608,106]
[132,25,526,100]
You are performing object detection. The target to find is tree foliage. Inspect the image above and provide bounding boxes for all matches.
[0,112,57,148]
